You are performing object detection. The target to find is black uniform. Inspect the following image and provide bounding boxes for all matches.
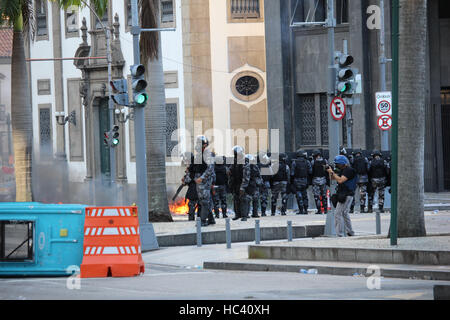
[212,159,229,218]
[291,156,312,214]
[271,156,290,215]
[311,156,329,214]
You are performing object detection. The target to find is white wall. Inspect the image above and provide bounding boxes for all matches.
[29,1,185,185]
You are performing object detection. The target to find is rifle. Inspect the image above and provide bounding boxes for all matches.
[172,183,187,201]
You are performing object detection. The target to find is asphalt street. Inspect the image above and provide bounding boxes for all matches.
[0,211,448,301]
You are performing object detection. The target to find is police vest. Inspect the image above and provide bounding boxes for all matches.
[214,164,227,186]
[231,163,243,187]
[293,158,308,179]
[312,159,327,178]
[370,159,386,178]
[353,156,368,175]
[272,163,288,182]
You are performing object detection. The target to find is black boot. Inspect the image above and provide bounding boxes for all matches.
[304,206,309,215]
[261,207,266,216]
[222,206,228,218]
[368,205,373,213]
[349,206,354,214]
[360,205,365,213]
[379,205,384,213]
[214,208,220,219]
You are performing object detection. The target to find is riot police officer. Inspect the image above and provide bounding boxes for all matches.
[193,135,216,226]
[271,153,290,216]
[352,149,370,213]
[212,155,229,218]
[246,154,262,218]
[291,149,312,215]
[368,150,389,213]
[311,149,329,214]
[229,145,251,221]
[257,152,273,217]
[181,152,199,221]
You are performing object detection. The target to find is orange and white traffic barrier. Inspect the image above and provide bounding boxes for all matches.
[80,206,145,278]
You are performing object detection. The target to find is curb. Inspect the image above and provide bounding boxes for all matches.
[248,245,450,266]
[203,261,450,281]
[156,224,324,247]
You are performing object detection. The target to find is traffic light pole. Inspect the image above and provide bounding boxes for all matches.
[327,0,339,163]
[130,0,175,250]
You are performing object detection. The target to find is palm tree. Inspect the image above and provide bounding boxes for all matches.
[0,0,35,202]
[140,0,172,222]
[397,0,427,237]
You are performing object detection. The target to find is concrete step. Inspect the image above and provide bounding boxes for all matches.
[203,259,450,281]
[156,224,324,247]
[248,244,450,266]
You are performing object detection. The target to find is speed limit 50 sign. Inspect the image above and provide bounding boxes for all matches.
[376,91,392,117]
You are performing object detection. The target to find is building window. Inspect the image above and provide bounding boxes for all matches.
[295,93,329,147]
[37,79,51,95]
[292,0,326,23]
[228,0,263,22]
[336,0,349,24]
[166,102,178,157]
[299,94,317,146]
[39,107,52,159]
[231,71,265,102]
[65,5,79,36]
[35,0,48,38]
[161,0,174,23]
[319,94,329,145]
[235,76,259,96]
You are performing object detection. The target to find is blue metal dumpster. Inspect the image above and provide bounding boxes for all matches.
[0,202,86,276]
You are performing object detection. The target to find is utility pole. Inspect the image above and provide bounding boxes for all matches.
[390,0,399,246]
[379,0,391,151]
[130,0,174,250]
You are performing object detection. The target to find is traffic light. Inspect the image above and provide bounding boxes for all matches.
[111,125,120,147]
[335,52,356,96]
[110,79,129,106]
[130,64,148,107]
[103,125,120,148]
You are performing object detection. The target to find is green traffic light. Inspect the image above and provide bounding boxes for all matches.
[112,138,119,146]
[135,93,148,105]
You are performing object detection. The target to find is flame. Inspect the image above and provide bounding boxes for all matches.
[169,198,189,215]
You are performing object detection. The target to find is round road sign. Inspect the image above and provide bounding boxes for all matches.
[377,100,391,115]
[330,97,346,121]
[377,115,392,131]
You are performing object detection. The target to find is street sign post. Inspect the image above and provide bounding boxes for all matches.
[330,97,346,121]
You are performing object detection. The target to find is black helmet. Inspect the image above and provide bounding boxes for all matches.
[296,149,307,158]
[279,153,287,163]
[372,150,382,157]
[340,147,347,156]
[353,148,362,156]
[196,135,209,147]
[312,149,321,157]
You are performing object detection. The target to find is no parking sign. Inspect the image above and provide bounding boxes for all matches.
[330,97,346,121]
